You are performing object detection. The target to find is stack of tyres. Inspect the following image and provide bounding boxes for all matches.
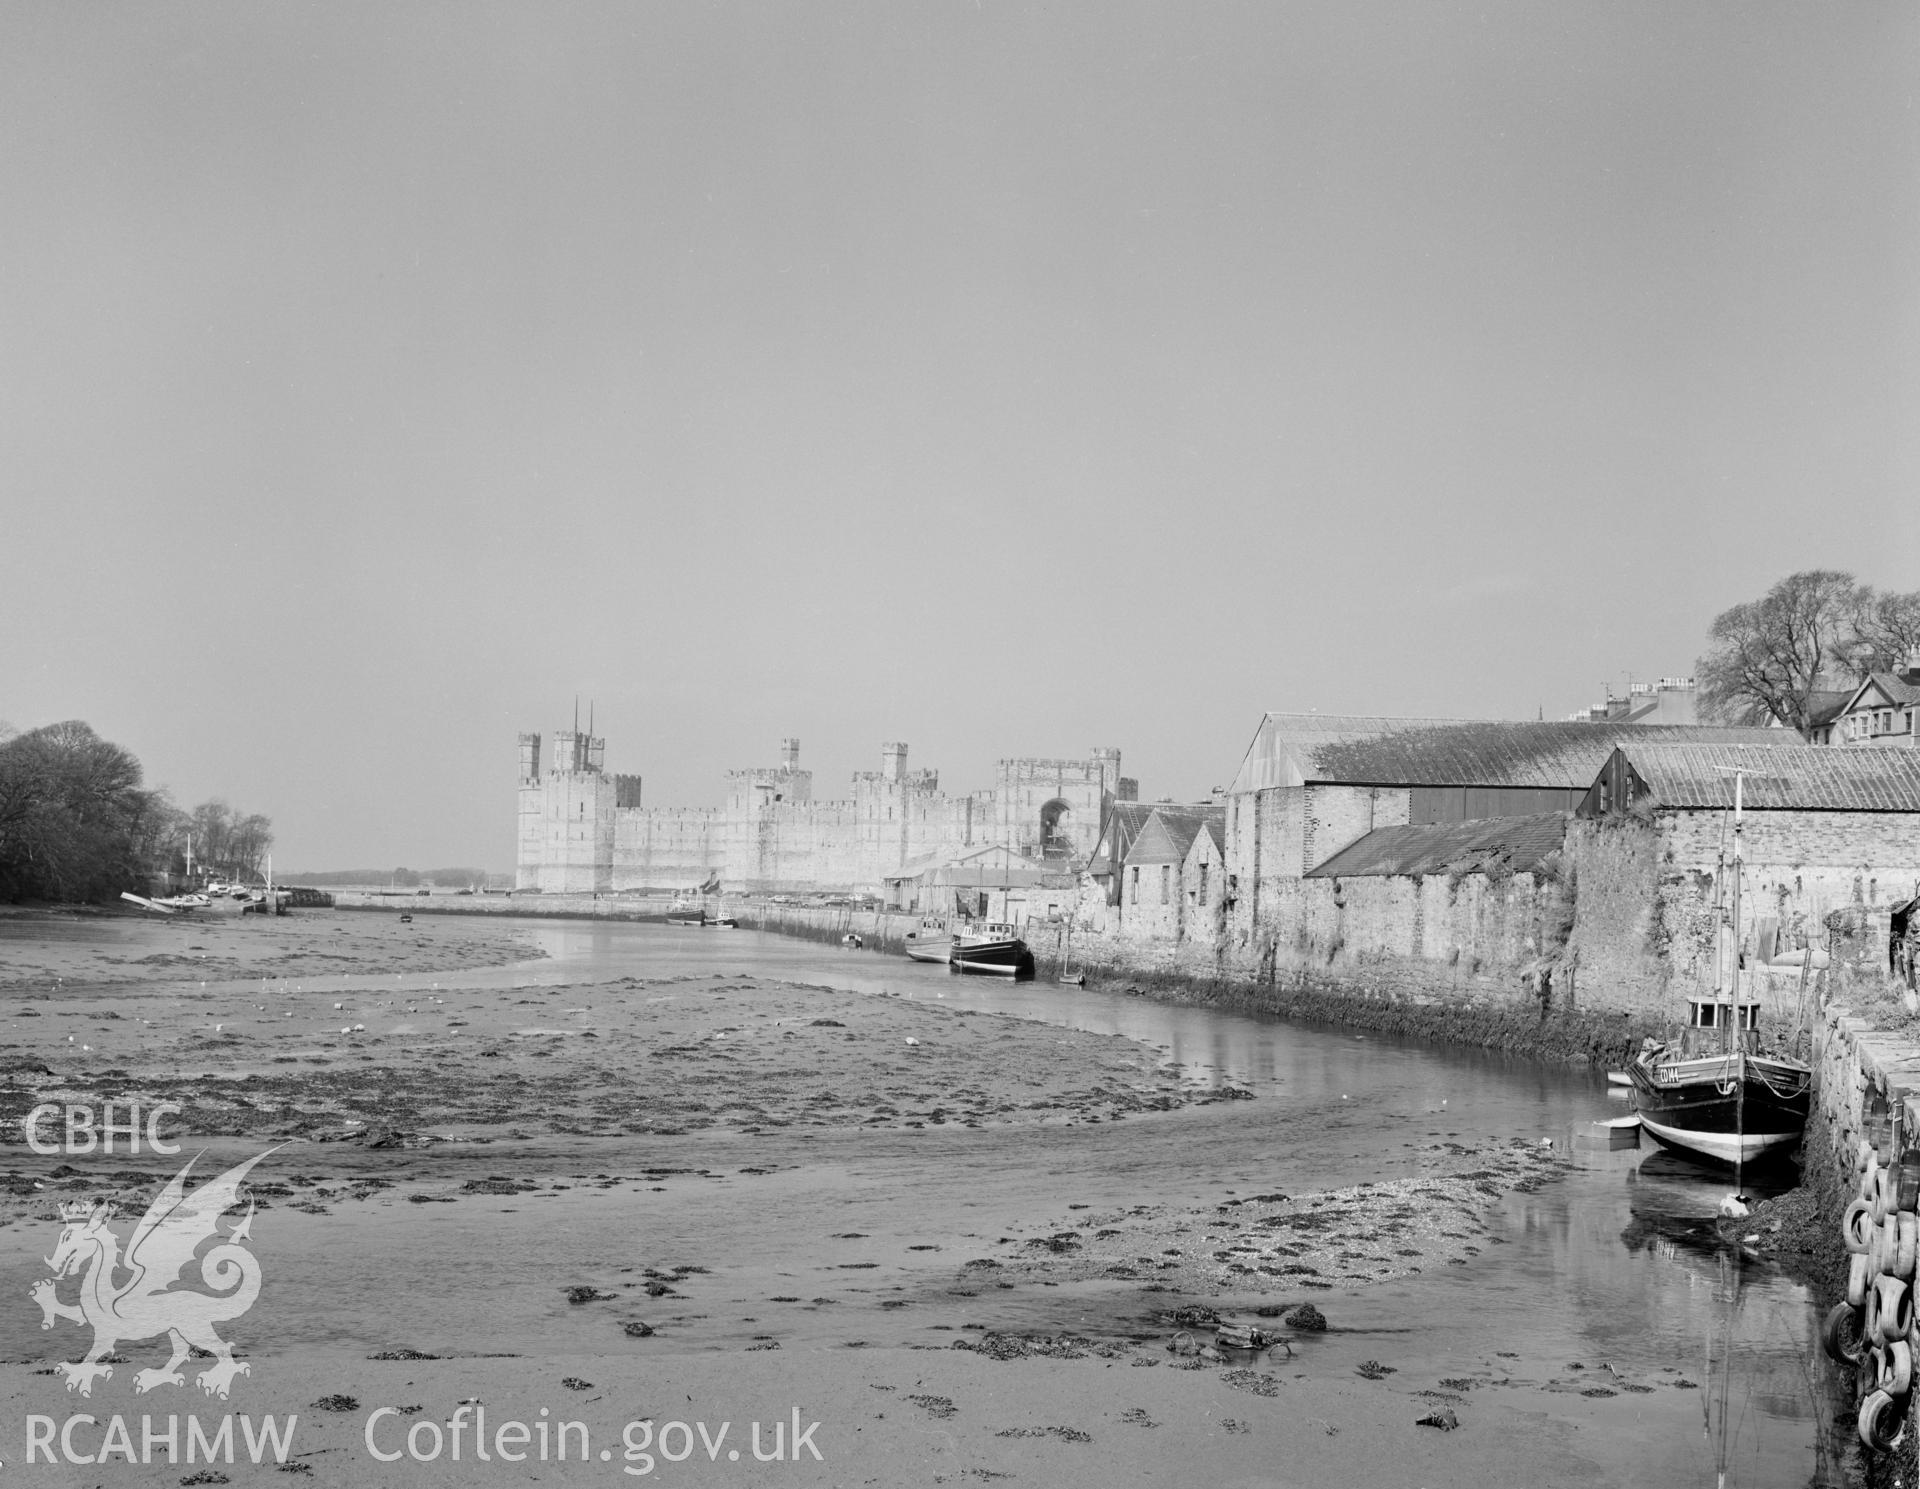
[1823,1139,1920,1451]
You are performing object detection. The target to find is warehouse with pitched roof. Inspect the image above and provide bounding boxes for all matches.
[1563,743,1920,1015]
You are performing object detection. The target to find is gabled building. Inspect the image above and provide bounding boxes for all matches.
[1179,812,1229,949]
[1083,801,1159,906]
[1568,742,1920,1010]
[1118,804,1225,943]
[1221,715,1788,935]
[882,843,1067,921]
[1823,663,1920,748]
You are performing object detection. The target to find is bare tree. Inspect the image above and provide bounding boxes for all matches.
[1849,588,1920,673]
[1696,570,1866,731]
[184,799,273,880]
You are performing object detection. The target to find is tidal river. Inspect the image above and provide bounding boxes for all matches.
[0,914,1843,1485]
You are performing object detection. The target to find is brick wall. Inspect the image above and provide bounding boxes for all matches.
[1301,784,1412,874]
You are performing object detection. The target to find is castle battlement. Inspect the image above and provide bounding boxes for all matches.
[518,730,1126,894]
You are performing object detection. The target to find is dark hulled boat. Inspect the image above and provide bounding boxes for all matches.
[949,922,1035,979]
[1627,996,1811,1167]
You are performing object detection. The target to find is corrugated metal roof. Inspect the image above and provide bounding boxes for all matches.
[1228,714,1790,794]
[1614,744,1920,812]
[1227,714,1470,793]
[1306,812,1569,879]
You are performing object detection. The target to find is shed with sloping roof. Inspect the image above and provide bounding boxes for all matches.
[1560,743,1920,1012]
[1581,744,1920,817]
[1306,813,1569,879]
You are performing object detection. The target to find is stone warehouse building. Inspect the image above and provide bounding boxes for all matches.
[1216,714,1789,963]
[1565,742,1920,1016]
[515,729,1136,895]
[1109,717,1920,1024]
[1068,714,1790,988]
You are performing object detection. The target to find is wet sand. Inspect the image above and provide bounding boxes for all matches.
[0,911,1680,1486]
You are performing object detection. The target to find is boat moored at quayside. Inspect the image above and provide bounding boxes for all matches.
[1627,996,1812,1166]
[904,916,953,964]
[949,922,1035,980]
[1625,760,1813,1173]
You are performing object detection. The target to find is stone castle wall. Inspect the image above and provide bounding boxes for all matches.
[517,732,1124,895]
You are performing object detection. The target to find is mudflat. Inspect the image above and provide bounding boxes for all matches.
[0,910,1659,1487]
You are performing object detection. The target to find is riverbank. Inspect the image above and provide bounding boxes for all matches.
[329,894,1665,1067]
[0,902,544,995]
[0,910,1824,1486]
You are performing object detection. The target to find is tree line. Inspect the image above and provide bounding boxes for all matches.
[0,720,272,903]
[1698,572,1920,732]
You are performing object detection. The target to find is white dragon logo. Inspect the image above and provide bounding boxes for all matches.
[30,1148,275,1399]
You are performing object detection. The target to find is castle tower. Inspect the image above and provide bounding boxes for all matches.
[781,737,800,769]
[516,725,615,893]
[882,742,907,781]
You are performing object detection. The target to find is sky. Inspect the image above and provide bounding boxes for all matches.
[2,2,1915,871]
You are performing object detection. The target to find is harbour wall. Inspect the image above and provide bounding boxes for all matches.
[1808,1001,1920,1476]
[1022,916,1661,1068]
[330,889,932,952]
[332,890,1657,1063]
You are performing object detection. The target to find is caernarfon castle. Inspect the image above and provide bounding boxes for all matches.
[515,729,1136,895]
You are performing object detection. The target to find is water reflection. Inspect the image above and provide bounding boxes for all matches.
[4,916,1839,1485]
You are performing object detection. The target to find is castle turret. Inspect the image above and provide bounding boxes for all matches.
[781,737,800,769]
[518,723,614,893]
[882,742,907,781]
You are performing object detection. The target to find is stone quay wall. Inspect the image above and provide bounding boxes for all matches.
[1807,1002,1920,1472]
[330,889,932,952]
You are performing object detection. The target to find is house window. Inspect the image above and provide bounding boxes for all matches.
[1160,864,1170,903]
[1129,867,1139,905]
[1199,862,1210,901]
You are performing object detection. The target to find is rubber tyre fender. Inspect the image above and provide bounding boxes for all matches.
[1862,1138,1880,1178]
[1847,1198,1876,1254]
[1882,1339,1914,1397]
[1860,1387,1907,1453]
[1877,1274,1914,1345]
[1852,1251,1873,1308]
[1875,1168,1895,1224]
[1825,1302,1868,1365]
[1898,1214,1919,1281]
[1901,1148,1920,1213]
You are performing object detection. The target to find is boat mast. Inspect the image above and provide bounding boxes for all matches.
[1731,768,1747,1198]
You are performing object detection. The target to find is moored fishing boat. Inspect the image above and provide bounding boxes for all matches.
[1626,764,1812,1174]
[903,915,953,964]
[1626,998,1811,1165]
[950,922,1034,979]
[665,893,705,927]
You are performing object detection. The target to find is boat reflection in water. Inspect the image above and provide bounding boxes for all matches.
[1618,1148,1797,1258]
[1615,1146,1841,1487]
